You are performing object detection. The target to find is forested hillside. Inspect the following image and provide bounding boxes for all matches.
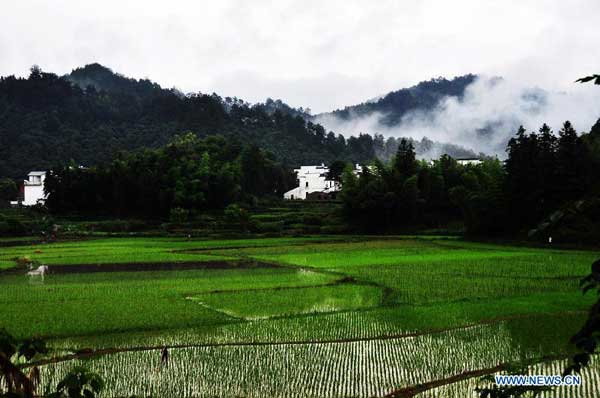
[318,74,478,127]
[0,64,376,178]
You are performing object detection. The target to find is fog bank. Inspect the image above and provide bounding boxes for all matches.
[316,77,600,158]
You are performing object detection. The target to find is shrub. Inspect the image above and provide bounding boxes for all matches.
[320,225,350,234]
[255,221,284,233]
[85,220,152,233]
[224,204,251,231]
[0,215,28,236]
[302,213,323,226]
[15,256,33,267]
[170,207,190,225]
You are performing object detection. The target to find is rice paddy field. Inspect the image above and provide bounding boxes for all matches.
[1,235,599,397]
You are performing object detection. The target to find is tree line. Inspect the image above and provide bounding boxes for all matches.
[340,120,600,239]
[34,117,600,241]
[45,133,291,218]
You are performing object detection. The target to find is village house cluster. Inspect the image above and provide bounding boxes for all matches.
[11,158,481,206]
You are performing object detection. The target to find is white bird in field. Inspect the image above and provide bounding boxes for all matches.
[27,265,48,276]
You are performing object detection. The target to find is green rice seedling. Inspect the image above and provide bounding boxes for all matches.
[0,267,340,339]
[1,236,597,397]
[36,321,575,398]
[188,284,384,320]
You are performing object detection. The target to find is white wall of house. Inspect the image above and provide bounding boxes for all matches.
[284,164,361,200]
[456,158,482,166]
[22,171,47,206]
[284,165,335,200]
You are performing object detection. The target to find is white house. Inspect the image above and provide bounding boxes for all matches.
[12,171,47,206]
[284,164,361,200]
[456,157,483,166]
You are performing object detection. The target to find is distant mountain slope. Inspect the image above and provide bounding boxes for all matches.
[318,74,477,127]
[66,63,166,98]
[0,64,376,179]
[316,74,598,157]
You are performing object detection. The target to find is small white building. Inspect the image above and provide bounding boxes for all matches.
[13,171,47,206]
[284,164,361,200]
[456,157,483,166]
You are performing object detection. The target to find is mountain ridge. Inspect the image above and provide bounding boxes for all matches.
[316,74,478,126]
[0,64,483,179]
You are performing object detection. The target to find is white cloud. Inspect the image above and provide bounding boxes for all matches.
[0,0,598,113]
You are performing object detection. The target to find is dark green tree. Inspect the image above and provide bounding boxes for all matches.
[326,160,348,182]
[393,138,417,181]
[555,121,586,199]
[0,178,17,207]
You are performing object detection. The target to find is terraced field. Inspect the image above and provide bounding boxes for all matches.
[0,236,598,397]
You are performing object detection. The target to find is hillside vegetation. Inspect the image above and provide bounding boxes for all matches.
[0,65,487,180]
[0,64,374,178]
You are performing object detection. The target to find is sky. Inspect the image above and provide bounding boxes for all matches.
[1,0,599,113]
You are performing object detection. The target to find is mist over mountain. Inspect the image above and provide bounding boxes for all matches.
[315,75,484,160]
[372,135,480,163]
[317,75,478,127]
[316,75,600,157]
